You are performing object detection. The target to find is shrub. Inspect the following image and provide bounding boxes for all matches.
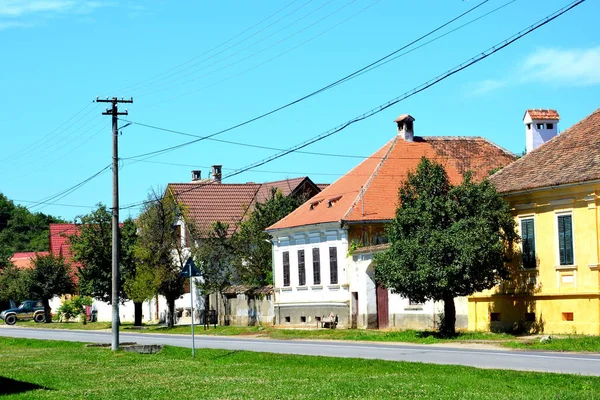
[57,296,93,322]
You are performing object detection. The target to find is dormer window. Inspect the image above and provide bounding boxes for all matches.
[309,200,322,210]
[327,196,342,208]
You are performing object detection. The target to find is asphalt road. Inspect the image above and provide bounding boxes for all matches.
[2,326,600,376]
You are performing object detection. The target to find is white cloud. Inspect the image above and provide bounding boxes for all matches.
[0,1,76,17]
[469,46,600,95]
[0,21,32,30]
[520,47,600,86]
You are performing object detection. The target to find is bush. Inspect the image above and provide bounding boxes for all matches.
[57,296,93,322]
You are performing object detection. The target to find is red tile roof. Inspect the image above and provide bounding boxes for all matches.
[168,177,321,236]
[268,135,515,231]
[524,109,560,120]
[49,223,81,267]
[491,107,600,193]
[10,252,49,270]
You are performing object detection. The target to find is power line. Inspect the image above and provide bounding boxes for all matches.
[146,0,383,106]
[123,0,496,160]
[27,164,111,212]
[119,0,584,211]
[126,0,316,95]
[0,101,100,168]
[135,0,354,97]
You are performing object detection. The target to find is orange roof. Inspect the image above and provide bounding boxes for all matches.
[492,108,600,193]
[524,109,560,120]
[268,135,515,231]
[10,252,49,270]
[168,177,321,236]
[49,223,80,264]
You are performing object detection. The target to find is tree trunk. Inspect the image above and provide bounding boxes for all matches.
[42,298,52,323]
[442,295,456,336]
[167,297,176,328]
[134,301,143,326]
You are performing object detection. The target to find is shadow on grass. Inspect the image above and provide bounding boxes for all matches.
[415,331,459,340]
[0,376,50,395]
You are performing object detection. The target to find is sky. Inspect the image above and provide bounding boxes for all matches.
[1,0,598,221]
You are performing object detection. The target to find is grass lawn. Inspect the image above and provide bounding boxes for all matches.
[503,336,600,353]
[1,337,599,400]
[13,321,600,352]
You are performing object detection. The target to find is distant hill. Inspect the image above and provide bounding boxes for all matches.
[0,194,66,267]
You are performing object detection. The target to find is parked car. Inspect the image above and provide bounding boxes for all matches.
[0,300,45,325]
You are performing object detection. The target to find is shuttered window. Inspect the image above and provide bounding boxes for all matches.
[283,251,290,287]
[312,248,321,285]
[298,250,306,286]
[558,215,574,265]
[329,247,338,284]
[521,218,536,269]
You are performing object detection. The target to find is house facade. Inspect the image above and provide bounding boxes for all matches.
[267,115,516,329]
[168,167,324,326]
[469,108,600,335]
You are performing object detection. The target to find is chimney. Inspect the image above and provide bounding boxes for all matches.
[212,165,222,184]
[394,114,415,142]
[523,109,560,153]
[191,170,202,182]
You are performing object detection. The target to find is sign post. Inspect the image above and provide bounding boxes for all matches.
[181,257,201,357]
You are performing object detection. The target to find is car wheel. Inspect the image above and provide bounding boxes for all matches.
[34,313,46,323]
[4,314,17,325]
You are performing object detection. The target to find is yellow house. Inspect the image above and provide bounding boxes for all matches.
[469,108,600,335]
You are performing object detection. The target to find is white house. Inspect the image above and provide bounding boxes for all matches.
[266,114,517,329]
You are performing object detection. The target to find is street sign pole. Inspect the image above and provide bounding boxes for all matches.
[190,260,195,358]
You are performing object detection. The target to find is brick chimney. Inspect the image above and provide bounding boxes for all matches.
[523,109,560,153]
[212,165,222,184]
[394,114,415,142]
[191,170,202,182]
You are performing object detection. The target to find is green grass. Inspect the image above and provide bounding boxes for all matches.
[503,335,600,352]
[1,337,599,399]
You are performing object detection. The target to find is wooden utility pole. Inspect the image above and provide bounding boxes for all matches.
[97,96,133,351]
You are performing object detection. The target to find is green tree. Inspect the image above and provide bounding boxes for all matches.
[26,253,75,323]
[0,193,65,268]
[232,188,305,286]
[0,262,30,306]
[194,221,234,309]
[70,206,138,307]
[70,205,117,303]
[135,188,188,328]
[120,218,145,325]
[374,157,517,335]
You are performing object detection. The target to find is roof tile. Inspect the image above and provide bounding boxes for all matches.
[491,108,600,193]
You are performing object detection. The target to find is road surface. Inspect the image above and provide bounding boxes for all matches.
[2,326,600,376]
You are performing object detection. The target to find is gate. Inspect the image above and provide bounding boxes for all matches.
[376,283,389,329]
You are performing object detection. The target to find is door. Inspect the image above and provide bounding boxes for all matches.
[351,292,358,329]
[376,283,389,329]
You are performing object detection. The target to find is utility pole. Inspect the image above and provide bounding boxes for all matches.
[97,96,133,351]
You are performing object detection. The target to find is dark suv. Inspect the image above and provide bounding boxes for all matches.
[0,300,45,325]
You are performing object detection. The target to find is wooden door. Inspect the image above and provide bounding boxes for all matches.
[376,283,389,329]
[351,292,358,329]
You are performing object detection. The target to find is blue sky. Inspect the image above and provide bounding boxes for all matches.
[1,0,598,221]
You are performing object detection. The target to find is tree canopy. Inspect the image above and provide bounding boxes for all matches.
[134,189,188,327]
[374,157,517,335]
[0,193,65,268]
[70,205,137,304]
[232,188,305,286]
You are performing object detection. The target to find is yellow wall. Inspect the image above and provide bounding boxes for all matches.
[469,183,600,334]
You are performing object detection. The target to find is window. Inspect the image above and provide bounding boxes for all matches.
[525,313,536,322]
[312,248,321,285]
[329,247,338,284]
[546,123,554,129]
[298,250,306,286]
[526,123,531,130]
[300,316,306,323]
[282,251,290,287]
[562,312,574,321]
[521,218,536,269]
[490,313,501,322]
[557,214,574,265]
[536,123,544,129]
